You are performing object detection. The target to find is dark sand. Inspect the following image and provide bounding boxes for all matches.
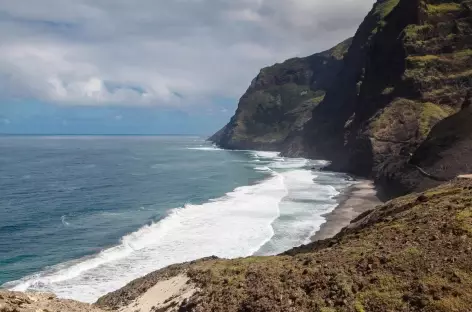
[311,180,383,241]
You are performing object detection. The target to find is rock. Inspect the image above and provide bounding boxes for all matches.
[417,195,428,203]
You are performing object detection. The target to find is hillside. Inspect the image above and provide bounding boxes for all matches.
[209,38,352,151]
[92,178,472,312]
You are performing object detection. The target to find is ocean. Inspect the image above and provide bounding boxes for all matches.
[0,136,352,303]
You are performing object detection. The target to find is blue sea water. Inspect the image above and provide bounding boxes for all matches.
[0,136,351,302]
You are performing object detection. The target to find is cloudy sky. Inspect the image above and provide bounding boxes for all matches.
[0,0,373,135]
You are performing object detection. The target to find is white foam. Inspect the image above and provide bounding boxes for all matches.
[254,166,272,172]
[7,173,287,303]
[61,216,70,226]
[252,151,280,159]
[255,169,343,255]
[268,158,309,170]
[186,146,223,151]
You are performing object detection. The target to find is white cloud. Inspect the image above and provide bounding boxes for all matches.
[0,0,374,107]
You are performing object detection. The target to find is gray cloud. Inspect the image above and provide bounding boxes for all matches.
[0,0,374,106]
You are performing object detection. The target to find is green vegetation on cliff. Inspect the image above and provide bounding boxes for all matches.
[209,38,352,151]
[284,0,472,196]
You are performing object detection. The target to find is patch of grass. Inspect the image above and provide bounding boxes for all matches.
[454,49,472,58]
[407,54,439,67]
[357,290,405,311]
[424,187,463,197]
[369,98,418,136]
[354,300,365,312]
[320,308,337,312]
[404,246,422,256]
[419,102,452,137]
[426,3,462,15]
[432,295,472,312]
[381,87,395,95]
[404,24,434,41]
[329,39,352,60]
[448,69,472,80]
[456,208,472,233]
[373,0,400,19]
[309,94,326,106]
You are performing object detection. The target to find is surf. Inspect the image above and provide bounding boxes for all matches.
[5,152,288,303]
[4,146,351,305]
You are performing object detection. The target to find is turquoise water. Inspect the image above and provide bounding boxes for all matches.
[0,136,351,302]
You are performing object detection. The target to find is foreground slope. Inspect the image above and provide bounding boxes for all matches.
[210,38,352,151]
[96,178,472,312]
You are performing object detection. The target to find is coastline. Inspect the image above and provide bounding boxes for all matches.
[311,179,383,241]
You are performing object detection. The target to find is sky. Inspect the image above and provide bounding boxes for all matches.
[0,0,374,135]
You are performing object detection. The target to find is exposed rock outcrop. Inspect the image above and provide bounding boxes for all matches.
[0,291,104,312]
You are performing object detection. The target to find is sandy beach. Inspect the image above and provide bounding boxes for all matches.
[311,180,383,241]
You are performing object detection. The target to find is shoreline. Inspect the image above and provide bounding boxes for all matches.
[310,179,383,242]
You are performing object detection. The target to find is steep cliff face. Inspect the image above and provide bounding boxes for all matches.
[383,105,472,194]
[209,38,352,151]
[296,0,472,194]
[211,0,471,195]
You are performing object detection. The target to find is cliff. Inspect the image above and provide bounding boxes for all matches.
[209,38,352,151]
[94,178,472,312]
[211,0,472,196]
[382,104,472,194]
[298,0,472,197]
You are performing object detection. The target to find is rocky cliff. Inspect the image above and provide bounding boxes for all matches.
[211,0,472,196]
[383,104,472,194]
[299,0,472,197]
[209,38,352,151]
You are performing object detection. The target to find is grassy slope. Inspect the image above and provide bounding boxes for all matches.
[97,179,472,312]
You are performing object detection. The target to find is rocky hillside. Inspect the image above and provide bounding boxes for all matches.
[211,0,472,196]
[209,38,352,151]
[94,178,472,312]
